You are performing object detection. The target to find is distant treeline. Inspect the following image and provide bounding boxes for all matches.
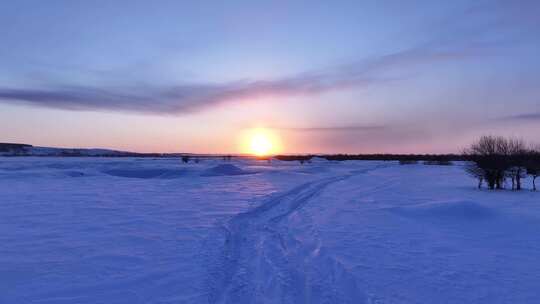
[274,137,540,192]
[0,143,32,152]
[0,142,189,158]
[274,155,315,162]
[320,154,464,162]
[274,154,464,162]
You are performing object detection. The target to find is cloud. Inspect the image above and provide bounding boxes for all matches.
[497,113,540,121]
[281,123,436,154]
[276,125,387,132]
[0,0,538,116]
[0,47,479,114]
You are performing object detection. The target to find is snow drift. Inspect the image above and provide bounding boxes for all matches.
[103,168,187,179]
[201,164,255,176]
[1,158,539,303]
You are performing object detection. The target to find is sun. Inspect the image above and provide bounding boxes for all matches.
[250,133,273,156]
[240,128,282,156]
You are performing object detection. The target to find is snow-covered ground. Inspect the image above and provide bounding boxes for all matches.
[1,157,539,303]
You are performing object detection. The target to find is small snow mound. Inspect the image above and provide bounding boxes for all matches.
[202,164,254,176]
[392,200,495,220]
[103,168,185,179]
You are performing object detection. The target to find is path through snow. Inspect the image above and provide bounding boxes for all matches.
[206,165,385,304]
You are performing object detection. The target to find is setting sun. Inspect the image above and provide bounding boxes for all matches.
[240,128,282,156]
[250,133,272,156]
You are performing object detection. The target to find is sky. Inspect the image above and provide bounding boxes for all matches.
[0,0,539,154]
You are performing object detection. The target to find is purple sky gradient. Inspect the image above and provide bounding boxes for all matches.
[0,0,539,153]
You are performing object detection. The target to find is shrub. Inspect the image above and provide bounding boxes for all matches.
[465,136,532,190]
[525,151,540,191]
[465,162,485,189]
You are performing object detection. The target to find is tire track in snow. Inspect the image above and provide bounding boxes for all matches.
[206,164,386,304]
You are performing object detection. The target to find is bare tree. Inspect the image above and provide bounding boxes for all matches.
[507,138,528,190]
[525,147,540,191]
[506,166,527,190]
[465,162,485,189]
[528,166,539,191]
[465,136,540,191]
[464,136,530,190]
[465,136,508,189]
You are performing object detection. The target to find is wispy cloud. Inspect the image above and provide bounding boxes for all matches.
[2,0,535,115]
[497,113,540,121]
[275,125,387,132]
[0,0,538,119]
[0,47,478,114]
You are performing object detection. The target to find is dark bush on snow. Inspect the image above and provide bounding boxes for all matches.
[525,152,540,191]
[465,162,485,189]
[464,136,539,191]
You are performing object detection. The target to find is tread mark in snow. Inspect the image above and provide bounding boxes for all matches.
[206,165,386,304]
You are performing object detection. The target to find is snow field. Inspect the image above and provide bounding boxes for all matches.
[0,158,539,303]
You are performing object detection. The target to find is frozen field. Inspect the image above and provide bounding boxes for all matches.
[1,157,539,303]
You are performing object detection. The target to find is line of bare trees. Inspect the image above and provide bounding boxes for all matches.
[464,136,540,191]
